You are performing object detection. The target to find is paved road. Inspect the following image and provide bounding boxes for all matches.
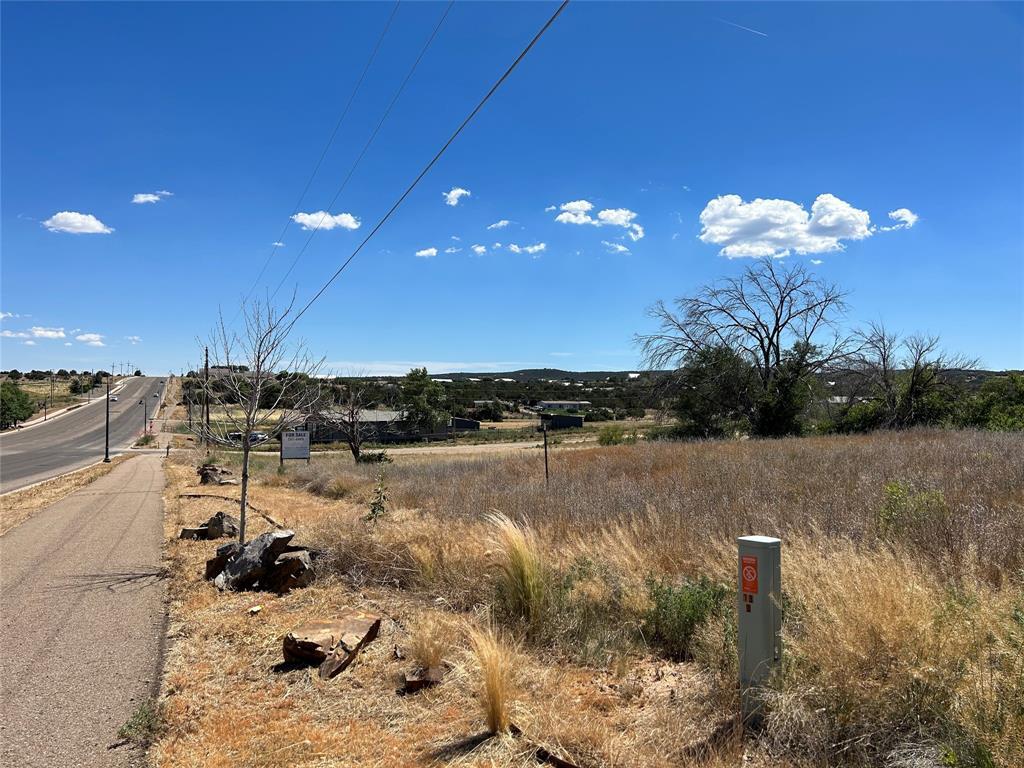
[0,455,165,767]
[0,377,166,492]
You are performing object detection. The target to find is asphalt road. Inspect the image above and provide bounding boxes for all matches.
[0,455,165,767]
[0,377,166,493]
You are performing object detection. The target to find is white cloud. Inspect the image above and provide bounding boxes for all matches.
[879,208,919,231]
[698,193,875,258]
[451,235,461,241]
[471,244,487,255]
[43,211,113,234]
[443,187,471,207]
[602,240,630,254]
[553,199,644,241]
[444,246,461,254]
[64,342,72,346]
[492,242,502,249]
[508,242,546,255]
[810,259,823,265]
[75,332,105,347]
[131,190,172,204]
[415,247,438,258]
[126,335,142,344]
[1,311,16,320]
[272,241,285,247]
[30,326,65,338]
[487,219,510,230]
[1,330,29,338]
[24,340,36,346]
[290,211,361,231]
[544,205,557,212]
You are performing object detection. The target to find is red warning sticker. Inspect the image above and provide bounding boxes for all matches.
[741,555,758,595]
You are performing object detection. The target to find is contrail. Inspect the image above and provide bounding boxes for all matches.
[716,18,768,37]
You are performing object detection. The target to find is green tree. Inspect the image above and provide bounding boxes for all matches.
[670,345,755,437]
[400,367,447,433]
[638,260,849,437]
[8,369,22,381]
[1,382,34,428]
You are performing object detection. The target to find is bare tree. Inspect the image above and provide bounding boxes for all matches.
[194,298,324,543]
[845,322,975,428]
[319,375,398,461]
[636,259,852,435]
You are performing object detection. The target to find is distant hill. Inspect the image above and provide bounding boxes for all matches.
[435,368,668,382]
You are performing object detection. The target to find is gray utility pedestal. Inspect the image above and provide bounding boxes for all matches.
[737,535,782,723]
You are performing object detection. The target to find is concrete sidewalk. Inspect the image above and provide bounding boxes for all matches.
[0,455,166,767]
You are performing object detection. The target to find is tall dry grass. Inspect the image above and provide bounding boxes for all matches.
[467,623,515,735]
[236,429,1023,766]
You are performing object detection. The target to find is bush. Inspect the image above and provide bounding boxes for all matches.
[877,481,950,540]
[643,576,730,661]
[598,424,637,446]
[356,450,392,464]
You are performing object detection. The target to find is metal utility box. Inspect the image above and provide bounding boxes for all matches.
[737,535,782,720]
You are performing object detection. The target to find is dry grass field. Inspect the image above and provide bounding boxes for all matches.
[153,429,1023,768]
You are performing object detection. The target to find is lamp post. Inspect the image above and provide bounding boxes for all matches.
[103,372,111,463]
[139,399,148,435]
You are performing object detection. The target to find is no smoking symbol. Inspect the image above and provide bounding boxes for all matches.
[742,564,756,582]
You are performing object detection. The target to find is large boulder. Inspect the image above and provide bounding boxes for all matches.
[214,530,295,591]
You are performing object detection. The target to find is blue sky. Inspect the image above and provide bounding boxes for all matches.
[2,1,1022,375]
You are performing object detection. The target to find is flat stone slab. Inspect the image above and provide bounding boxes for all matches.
[282,612,381,679]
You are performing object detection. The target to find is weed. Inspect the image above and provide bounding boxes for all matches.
[118,698,162,747]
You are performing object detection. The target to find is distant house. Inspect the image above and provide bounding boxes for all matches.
[451,416,480,431]
[537,400,591,411]
[541,413,585,430]
[306,408,404,443]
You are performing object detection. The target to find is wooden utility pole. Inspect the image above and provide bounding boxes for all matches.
[203,346,210,445]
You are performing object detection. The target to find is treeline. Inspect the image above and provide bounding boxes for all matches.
[638,260,1023,439]
[180,368,655,422]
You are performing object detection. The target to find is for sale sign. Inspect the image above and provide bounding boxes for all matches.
[741,555,758,595]
[280,430,310,460]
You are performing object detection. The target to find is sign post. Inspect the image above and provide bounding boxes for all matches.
[280,430,311,467]
[737,535,782,724]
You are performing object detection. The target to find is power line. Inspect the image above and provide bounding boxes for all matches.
[287,0,570,330]
[237,1,402,311]
[270,0,455,302]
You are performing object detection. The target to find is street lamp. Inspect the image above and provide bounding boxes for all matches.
[139,399,148,435]
[103,372,111,463]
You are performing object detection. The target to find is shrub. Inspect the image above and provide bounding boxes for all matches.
[597,424,637,446]
[877,481,950,539]
[356,450,392,464]
[643,576,730,661]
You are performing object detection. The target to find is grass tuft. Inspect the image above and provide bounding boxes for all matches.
[486,511,547,628]
[467,623,514,735]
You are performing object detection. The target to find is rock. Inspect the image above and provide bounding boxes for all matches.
[205,511,240,539]
[214,530,295,591]
[282,612,381,679]
[205,541,242,580]
[262,550,314,595]
[179,526,209,540]
[197,464,232,485]
[402,665,445,693]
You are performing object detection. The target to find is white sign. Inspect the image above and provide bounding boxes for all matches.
[280,430,310,460]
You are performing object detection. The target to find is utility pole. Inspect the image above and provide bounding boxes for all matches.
[203,346,210,445]
[543,424,549,486]
[103,371,111,463]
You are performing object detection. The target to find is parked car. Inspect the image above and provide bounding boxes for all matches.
[109,395,118,402]
[226,431,269,446]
